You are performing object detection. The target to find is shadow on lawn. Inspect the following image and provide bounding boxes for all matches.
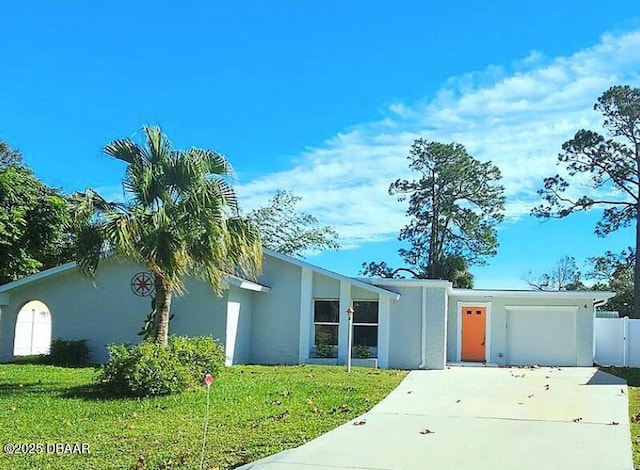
[599,366,640,387]
[61,383,146,401]
[0,380,132,401]
[0,382,71,396]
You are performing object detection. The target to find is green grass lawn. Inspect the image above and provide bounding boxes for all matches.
[601,367,640,469]
[0,364,406,470]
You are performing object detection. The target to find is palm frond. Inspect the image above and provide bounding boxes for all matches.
[74,223,105,279]
[141,125,172,165]
[104,138,142,164]
[184,148,234,177]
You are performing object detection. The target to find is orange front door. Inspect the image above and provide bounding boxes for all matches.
[461,306,486,362]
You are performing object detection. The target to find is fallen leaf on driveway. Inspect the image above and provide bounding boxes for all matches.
[573,417,583,423]
[609,421,619,425]
[353,420,367,426]
[456,399,461,403]
[419,428,434,435]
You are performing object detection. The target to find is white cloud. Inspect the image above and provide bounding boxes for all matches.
[237,30,640,248]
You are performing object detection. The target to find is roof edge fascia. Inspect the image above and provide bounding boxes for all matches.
[0,261,271,295]
[227,275,271,293]
[0,262,78,293]
[362,278,453,289]
[263,249,401,300]
[451,289,616,301]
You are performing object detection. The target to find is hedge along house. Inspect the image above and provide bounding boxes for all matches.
[0,249,614,369]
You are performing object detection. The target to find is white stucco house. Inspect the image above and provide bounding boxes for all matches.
[0,249,614,369]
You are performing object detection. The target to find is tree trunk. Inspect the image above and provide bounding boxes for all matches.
[153,275,172,346]
[634,208,640,319]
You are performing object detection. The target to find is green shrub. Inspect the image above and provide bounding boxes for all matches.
[353,344,370,359]
[47,338,90,366]
[169,335,225,378]
[315,342,336,358]
[97,336,224,396]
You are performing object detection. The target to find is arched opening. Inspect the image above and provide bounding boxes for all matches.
[13,300,52,356]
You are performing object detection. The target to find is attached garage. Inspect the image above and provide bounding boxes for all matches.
[447,290,613,368]
[505,306,578,366]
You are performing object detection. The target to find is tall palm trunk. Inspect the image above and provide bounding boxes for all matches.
[154,274,172,346]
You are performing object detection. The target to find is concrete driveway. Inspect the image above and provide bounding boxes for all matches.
[240,367,633,470]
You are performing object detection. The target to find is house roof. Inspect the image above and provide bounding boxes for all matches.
[227,275,271,293]
[358,277,452,289]
[0,262,77,294]
[450,288,615,301]
[356,277,616,303]
[0,249,397,298]
[0,261,271,294]
[0,250,612,303]
[263,249,401,300]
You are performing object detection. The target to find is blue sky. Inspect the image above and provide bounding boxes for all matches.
[1,1,639,288]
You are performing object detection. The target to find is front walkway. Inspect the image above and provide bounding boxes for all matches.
[240,367,633,469]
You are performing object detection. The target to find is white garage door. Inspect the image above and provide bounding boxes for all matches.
[506,308,577,366]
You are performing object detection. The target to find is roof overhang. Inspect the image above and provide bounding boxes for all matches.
[360,278,452,289]
[0,261,271,295]
[227,275,271,293]
[451,288,616,302]
[264,249,401,300]
[0,262,77,294]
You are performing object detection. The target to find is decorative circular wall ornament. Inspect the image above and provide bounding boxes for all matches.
[131,272,155,297]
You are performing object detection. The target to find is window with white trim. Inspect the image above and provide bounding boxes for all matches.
[352,300,378,357]
[313,300,339,357]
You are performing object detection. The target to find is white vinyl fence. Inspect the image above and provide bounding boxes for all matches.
[594,317,640,367]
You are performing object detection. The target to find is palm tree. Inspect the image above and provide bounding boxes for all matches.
[71,126,262,346]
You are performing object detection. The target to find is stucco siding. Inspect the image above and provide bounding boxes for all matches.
[424,287,448,369]
[250,255,301,364]
[576,301,595,366]
[170,277,228,344]
[388,287,422,369]
[351,286,379,301]
[225,287,253,365]
[0,261,152,363]
[312,273,340,299]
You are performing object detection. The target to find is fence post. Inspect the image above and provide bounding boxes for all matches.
[623,316,629,367]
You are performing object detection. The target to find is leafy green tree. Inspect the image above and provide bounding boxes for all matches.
[437,254,475,288]
[588,249,634,317]
[524,256,585,291]
[0,145,77,284]
[533,85,640,318]
[71,126,262,346]
[0,140,22,167]
[388,139,504,281]
[247,190,339,257]
[360,261,398,279]
[360,254,474,288]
